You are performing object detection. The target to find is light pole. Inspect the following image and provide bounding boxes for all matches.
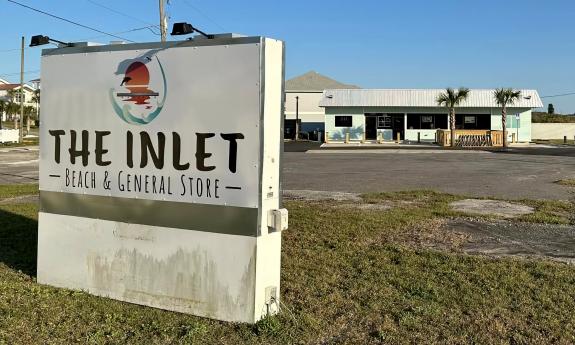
[295,96,299,141]
[19,36,24,142]
[515,113,520,143]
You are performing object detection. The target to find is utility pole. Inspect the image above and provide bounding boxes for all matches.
[159,0,167,42]
[19,36,25,143]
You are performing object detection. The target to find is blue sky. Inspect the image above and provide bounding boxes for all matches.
[1,0,574,113]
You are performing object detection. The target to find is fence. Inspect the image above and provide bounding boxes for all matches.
[437,130,503,147]
[0,129,19,143]
[532,123,575,140]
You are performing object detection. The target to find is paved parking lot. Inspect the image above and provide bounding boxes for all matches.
[0,147,39,185]
[283,146,575,200]
[1,145,574,200]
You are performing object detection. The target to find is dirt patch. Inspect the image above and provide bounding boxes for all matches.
[0,195,38,205]
[335,203,392,211]
[443,218,575,263]
[283,190,362,202]
[450,199,534,218]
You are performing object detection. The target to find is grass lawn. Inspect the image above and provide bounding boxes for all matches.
[556,179,575,187]
[1,185,575,344]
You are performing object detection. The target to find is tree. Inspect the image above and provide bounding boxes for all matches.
[0,99,6,130]
[31,89,40,120]
[24,105,35,133]
[436,87,470,147]
[5,90,18,121]
[548,103,555,114]
[494,88,522,148]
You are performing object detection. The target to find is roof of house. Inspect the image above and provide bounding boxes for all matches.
[0,83,35,91]
[319,89,543,108]
[286,71,360,91]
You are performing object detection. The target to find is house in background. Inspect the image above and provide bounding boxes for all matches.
[319,89,543,144]
[284,71,359,139]
[0,78,37,121]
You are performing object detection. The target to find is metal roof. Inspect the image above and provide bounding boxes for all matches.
[319,89,543,108]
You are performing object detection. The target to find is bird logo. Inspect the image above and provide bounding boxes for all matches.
[109,54,167,125]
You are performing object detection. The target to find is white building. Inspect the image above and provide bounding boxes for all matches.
[284,71,359,139]
[320,89,543,143]
[0,78,37,121]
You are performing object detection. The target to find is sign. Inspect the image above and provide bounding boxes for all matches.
[38,37,286,323]
[464,116,476,124]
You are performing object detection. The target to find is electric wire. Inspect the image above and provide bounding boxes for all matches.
[85,0,160,35]
[180,0,226,31]
[5,0,135,42]
[541,92,575,98]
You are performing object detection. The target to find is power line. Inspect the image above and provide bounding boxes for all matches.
[0,69,40,79]
[180,0,226,31]
[85,0,160,35]
[0,25,157,54]
[541,92,575,98]
[5,0,135,42]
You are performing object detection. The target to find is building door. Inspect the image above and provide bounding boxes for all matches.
[392,114,404,140]
[365,116,377,140]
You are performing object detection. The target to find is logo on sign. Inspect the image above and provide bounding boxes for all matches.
[109,55,167,125]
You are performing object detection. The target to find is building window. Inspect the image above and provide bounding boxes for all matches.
[335,116,352,127]
[377,115,391,128]
[455,114,490,129]
[13,93,25,103]
[407,114,447,130]
[506,115,519,129]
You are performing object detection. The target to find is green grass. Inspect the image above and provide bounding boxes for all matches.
[556,179,575,187]
[1,186,575,344]
[532,112,575,123]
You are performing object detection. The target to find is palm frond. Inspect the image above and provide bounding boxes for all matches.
[494,88,522,106]
[436,87,470,107]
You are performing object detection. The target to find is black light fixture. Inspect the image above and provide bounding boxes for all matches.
[170,22,214,39]
[29,35,73,48]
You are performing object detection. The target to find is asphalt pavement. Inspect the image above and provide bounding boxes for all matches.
[0,146,39,185]
[1,144,575,200]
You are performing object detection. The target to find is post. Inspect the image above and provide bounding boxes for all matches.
[396,132,400,143]
[362,131,366,143]
[417,132,420,143]
[294,96,299,141]
[159,0,167,42]
[325,131,329,143]
[512,133,516,143]
[345,132,350,143]
[19,36,25,143]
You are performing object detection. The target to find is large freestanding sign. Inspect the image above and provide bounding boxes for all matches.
[38,36,286,323]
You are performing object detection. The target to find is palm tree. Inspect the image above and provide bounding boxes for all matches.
[31,89,40,120]
[0,99,7,130]
[24,105,35,133]
[493,88,521,148]
[436,87,470,147]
